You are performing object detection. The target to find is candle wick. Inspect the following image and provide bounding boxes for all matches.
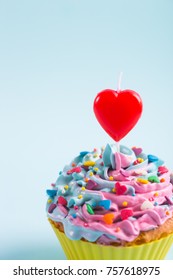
[117,71,123,93]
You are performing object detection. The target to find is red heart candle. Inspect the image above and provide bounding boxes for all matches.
[93,89,143,142]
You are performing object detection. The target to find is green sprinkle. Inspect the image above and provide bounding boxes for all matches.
[148,175,160,183]
[86,203,94,215]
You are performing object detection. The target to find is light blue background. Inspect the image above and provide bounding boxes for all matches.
[0,0,173,259]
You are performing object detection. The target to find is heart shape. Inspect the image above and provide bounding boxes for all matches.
[93,89,143,142]
[115,182,127,195]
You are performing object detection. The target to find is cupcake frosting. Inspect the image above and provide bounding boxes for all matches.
[46,144,173,244]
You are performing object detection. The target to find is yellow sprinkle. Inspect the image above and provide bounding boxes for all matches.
[137,157,144,163]
[137,178,149,184]
[112,188,116,193]
[89,172,93,176]
[64,185,69,190]
[122,201,128,207]
[78,195,83,199]
[109,176,114,181]
[47,199,52,204]
[93,153,99,158]
[94,167,99,172]
[154,192,159,197]
[81,187,86,191]
[83,161,95,167]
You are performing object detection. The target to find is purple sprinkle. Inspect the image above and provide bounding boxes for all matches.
[86,180,98,190]
[48,203,57,213]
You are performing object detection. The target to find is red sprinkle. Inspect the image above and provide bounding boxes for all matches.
[67,166,82,175]
[51,183,56,187]
[58,196,67,206]
[120,209,133,220]
[74,205,79,210]
[48,203,57,213]
[158,166,168,175]
[115,182,127,195]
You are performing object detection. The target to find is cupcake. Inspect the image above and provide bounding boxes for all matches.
[46,143,173,260]
[46,87,173,259]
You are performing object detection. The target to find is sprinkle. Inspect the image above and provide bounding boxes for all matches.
[51,183,56,187]
[86,204,94,215]
[137,178,149,184]
[154,202,158,206]
[47,199,52,204]
[93,148,97,152]
[154,192,159,197]
[64,185,69,190]
[115,227,120,232]
[132,147,142,156]
[112,188,116,193]
[166,211,170,215]
[109,176,114,181]
[149,197,154,201]
[89,172,93,176]
[81,187,86,191]
[115,182,127,195]
[84,178,89,182]
[99,200,111,210]
[158,166,168,175]
[122,201,128,207]
[58,196,67,206]
[93,167,99,172]
[86,180,98,190]
[78,195,83,199]
[84,223,89,227]
[148,154,159,162]
[48,203,56,213]
[99,154,102,158]
[137,157,144,163]
[67,166,82,175]
[120,209,133,220]
[93,153,99,158]
[72,213,77,218]
[160,178,165,182]
[72,162,76,167]
[148,176,160,183]
[83,161,95,167]
[103,213,114,225]
[141,200,154,210]
[100,162,104,166]
[46,189,57,197]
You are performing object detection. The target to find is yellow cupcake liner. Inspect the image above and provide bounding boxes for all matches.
[49,220,173,260]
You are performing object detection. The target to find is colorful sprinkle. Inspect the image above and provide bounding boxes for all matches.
[137,178,149,184]
[109,176,114,181]
[47,199,52,204]
[58,196,67,206]
[115,182,127,195]
[99,200,111,210]
[67,166,82,175]
[81,187,86,191]
[89,172,94,176]
[72,162,76,167]
[120,209,133,220]
[64,185,69,190]
[86,203,94,215]
[160,178,165,183]
[166,210,170,215]
[93,148,97,152]
[93,153,99,158]
[48,203,56,213]
[115,227,120,232]
[84,178,89,182]
[93,167,99,172]
[86,180,98,190]
[154,192,159,197]
[84,223,89,227]
[78,195,83,199]
[83,161,95,167]
[72,213,77,218]
[122,201,128,207]
[158,166,168,175]
[132,147,142,156]
[103,213,114,225]
[74,205,79,210]
[148,176,160,183]
[137,157,144,163]
[46,189,57,197]
[148,154,158,162]
[51,183,56,187]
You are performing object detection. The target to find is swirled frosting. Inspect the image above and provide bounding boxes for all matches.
[46,144,173,244]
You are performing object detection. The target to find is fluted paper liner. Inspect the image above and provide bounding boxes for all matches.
[49,220,173,260]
